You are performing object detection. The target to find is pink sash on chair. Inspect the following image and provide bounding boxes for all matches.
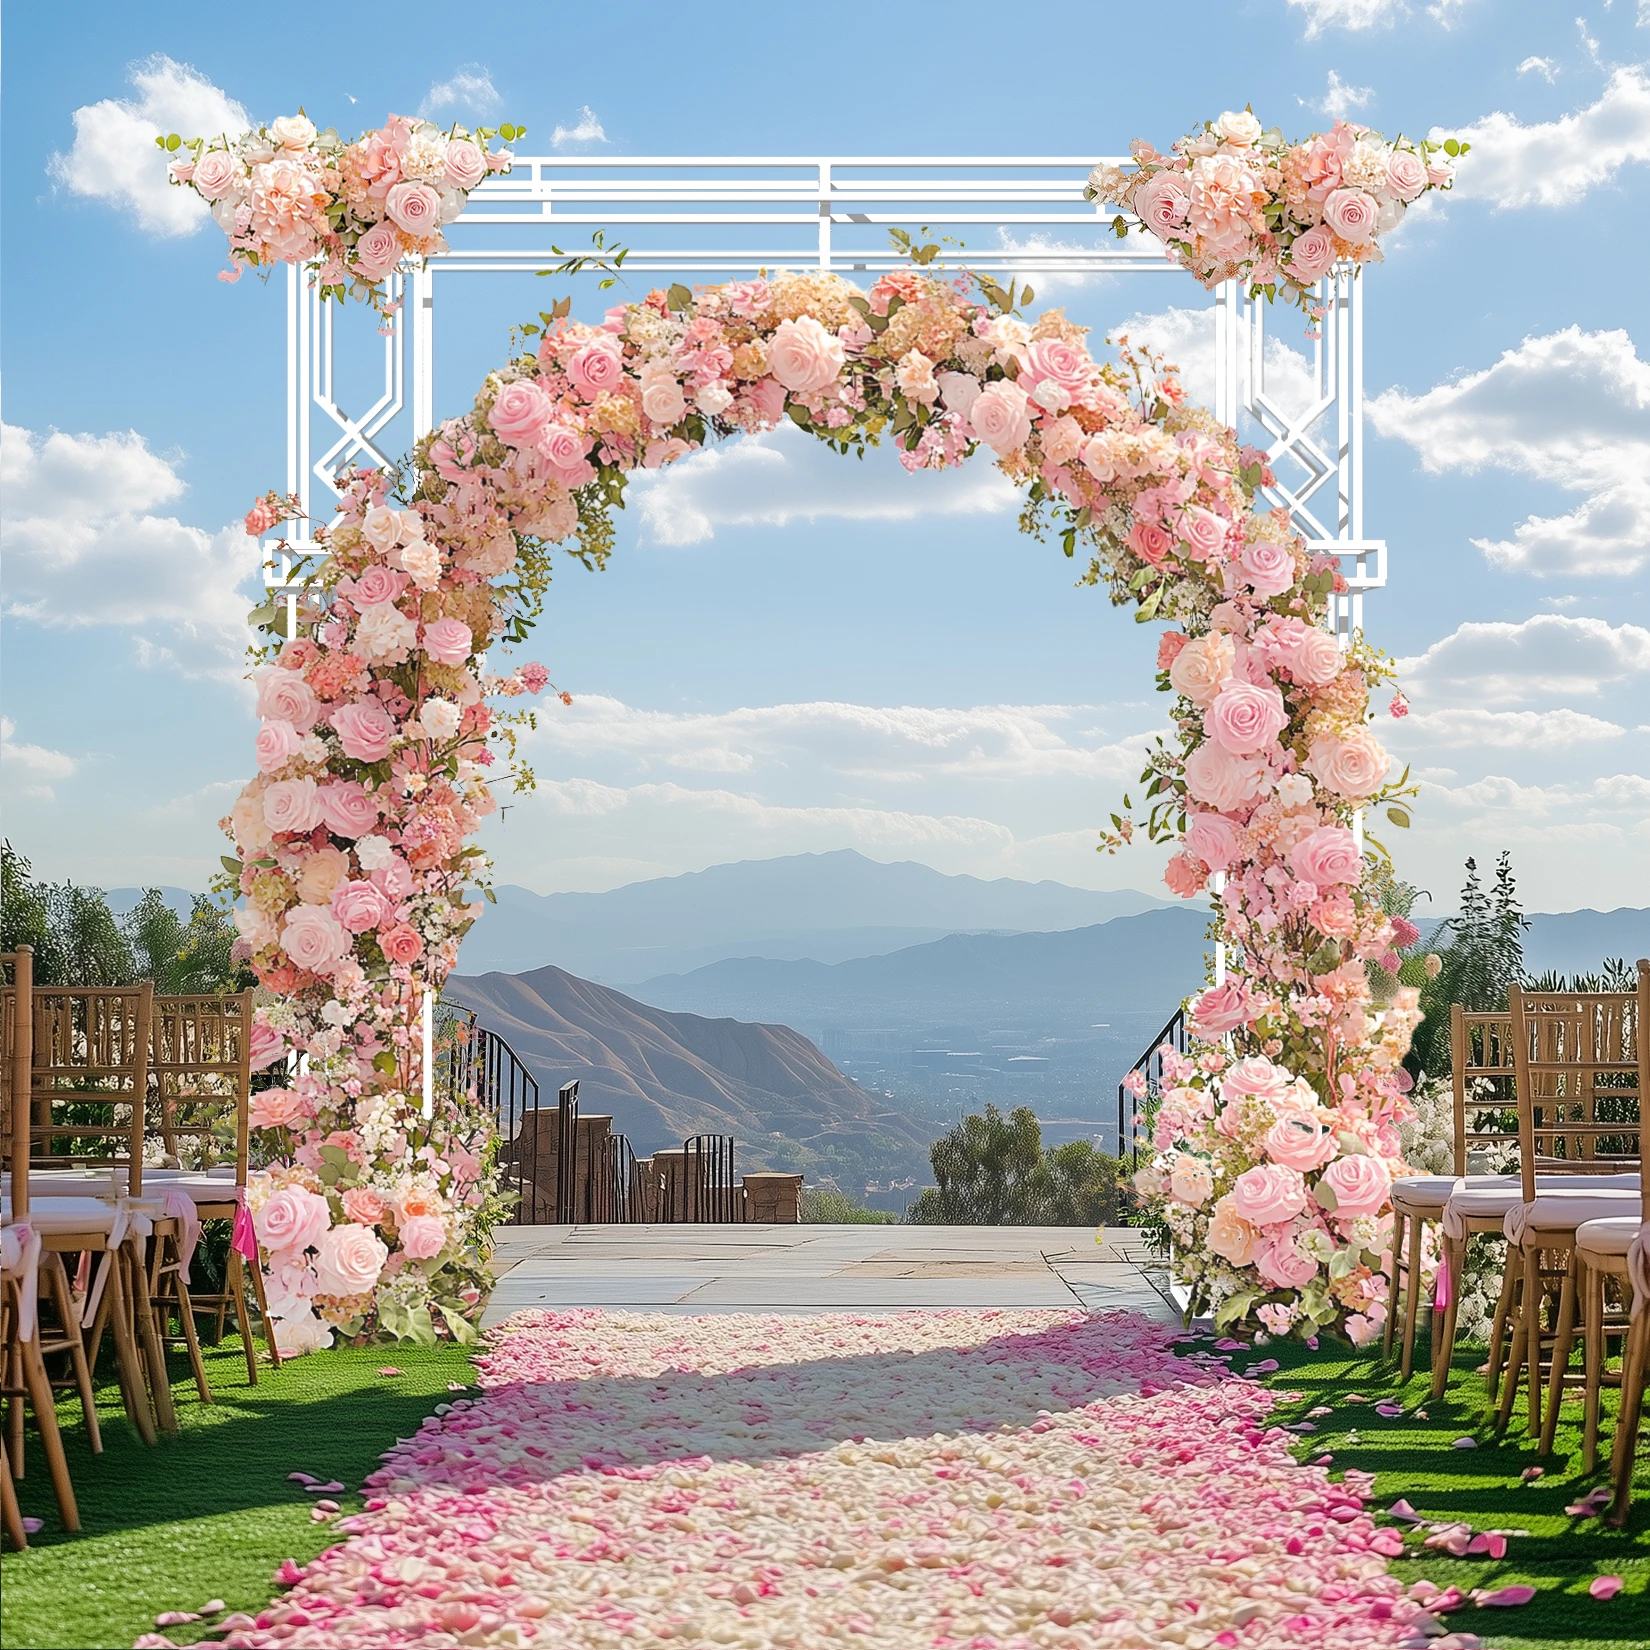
[1,1221,42,1341]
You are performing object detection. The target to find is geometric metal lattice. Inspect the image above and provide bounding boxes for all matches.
[271,155,1385,645]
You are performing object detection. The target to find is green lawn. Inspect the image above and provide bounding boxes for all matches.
[1248,1334,1650,1650]
[2,1336,474,1650]
[4,1321,1649,1649]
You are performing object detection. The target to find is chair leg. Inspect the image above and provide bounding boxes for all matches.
[246,1255,282,1371]
[1496,1257,1527,1431]
[1431,1235,1464,1399]
[226,1250,259,1386]
[1486,1252,1518,1402]
[5,1342,24,1477]
[124,1240,178,1436]
[1383,1211,1405,1362]
[42,1254,101,1454]
[1541,1261,1579,1455]
[98,1251,157,1447]
[1400,1214,1425,1382]
[1582,1262,1606,1475]
[1525,1243,1547,1437]
[1607,1310,1648,1528]
[162,1231,212,1404]
[17,1328,79,1532]
[1,1440,26,1550]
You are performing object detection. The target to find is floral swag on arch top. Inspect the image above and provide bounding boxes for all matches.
[178,107,1462,1350]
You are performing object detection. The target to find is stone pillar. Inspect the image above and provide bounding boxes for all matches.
[742,1172,803,1223]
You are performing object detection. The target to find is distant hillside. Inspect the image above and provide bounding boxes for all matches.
[444,963,932,1192]
[456,850,1168,979]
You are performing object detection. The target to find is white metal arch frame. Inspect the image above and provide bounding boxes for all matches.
[268,153,1386,645]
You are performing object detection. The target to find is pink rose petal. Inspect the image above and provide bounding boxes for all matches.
[1451,1436,1478,1448]
[1590,1575,1623,1600]
[21,1516,43,1534]
[376,1365,402,1377]
[1474,1584,1536,1607]
[154,1613,200,1628]
[1387,1499,1421,1522]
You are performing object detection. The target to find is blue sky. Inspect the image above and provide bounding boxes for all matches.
[3,0,1648,917]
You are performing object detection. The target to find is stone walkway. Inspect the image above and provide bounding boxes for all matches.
[484,1223,1177,1325]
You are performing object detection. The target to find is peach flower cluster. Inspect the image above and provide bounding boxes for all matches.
[1087,111,1457,314]
[168,112,512,314]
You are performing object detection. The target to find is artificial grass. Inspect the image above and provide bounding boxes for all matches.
[2,1335,474,1650]
[1248,1334,1650,1650]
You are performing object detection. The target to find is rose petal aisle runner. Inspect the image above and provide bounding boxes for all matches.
[161,1310,1433,1649]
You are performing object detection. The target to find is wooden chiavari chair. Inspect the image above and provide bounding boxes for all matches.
[1495,977,1641,1439]
[2,947,80,1534]
[142,990,278,1383]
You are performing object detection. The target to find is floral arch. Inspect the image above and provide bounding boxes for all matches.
[172,108,1464,1351]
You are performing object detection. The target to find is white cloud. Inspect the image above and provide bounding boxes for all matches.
[1398,705,1626,748]
[1440,67,1650,208]
[1316,70,1375,118]
[419,65,501,121]
[1286,0,1404,35]
[1,423,253,677]
[990,231,1125,295]
[1,719,77,803]
[1368,327,1650,576]
[1517,56,1559,81]
[1397,614,1650,701]
[551,106,606,148]
[630,419,1017,546]
[47,55,247,237]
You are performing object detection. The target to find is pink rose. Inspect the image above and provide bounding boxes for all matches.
[1322,187,1378,245]
[1204,681,1288,756]
[1290,627,1343,686]
[969,381,1034,456]
[1238,538,1297,599]
[1191,979,1255,1038]
[191,150,241,201]
[312,1223,389,1297]
[1178,506,1229,561]
[1157,630,1189,671]
[567,337,625,399]
[1232,1163,1309,1227]
[341,1186,386,1224]
[332,698,395,763]
[767,316,845,394]
[248,1086,308,1130]
[1317,1151,1392,1218]
[263,776,323,835]
[1185,811,1241,872]
[384,180,441,236]
[1206,1196,1261,1265]
[1133,171,1191,235]
[538,422,593,481]
[397,1213,446,1260]
[380,923,425,965]
[1184,742,1268,811]
[1163,853,1206,898]
[487,380,554,448]
[422,617,473,667]
[330,879,392,934]
[1290,825,1361,888]
[1129,521,1173,566]
[1169,631,1234,706]
[254,1186,331,1256]
[281,903,353,973]
[1256,1232,1319,1289]
[1307,727,1389,799]
[1220,1055,1293,1108]
[254,666,318,731]
[442,138,487,191]
[1023,336,1093,399]
[317,780,379,839]
[1384,151,1427,203]
[348,565,409,606]
[1287,226,1337,284]
[254,719,302,774]
[351,221,402,282]
[1264,1113,1338,1172]
[248,1021,285,1072]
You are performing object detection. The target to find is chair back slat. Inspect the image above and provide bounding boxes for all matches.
[1,948,36,1217]
[1450,1004,1519,1176]
[147,990,254,1182]
[1509,975,1641,1204]
[28,983,154,1196]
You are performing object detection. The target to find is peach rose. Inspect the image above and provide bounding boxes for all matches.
[254,1186,330,1256]
[1291,627,1343,686]
[1307,727,1389,799]
[1231,1163,1308,1227]
[297,845,350,904]
[281,903,352,973]
[352,603,418,664]
[1183,742,1268,812]
[1286,226,1337,284]
[1322,187,1378,245]
[255,666,319,731]
[192,149,241,201]
[379,923,424,965]
[312,1223,389,1297]
[1168,631,1235,706]
[1163,853,1206,898]
[1316,1151,1392,1218]
[639,365,687,426]
[767,316,845,394]
[248,1086,309,1130]
[397,1213,447,1260]
[1204,680,1288,756]
[263,776,323,835]
[1168,1154,1213,1207]
[1207,1195,1261,1265]
[341,1186,387,1224]
[352,221,402,283]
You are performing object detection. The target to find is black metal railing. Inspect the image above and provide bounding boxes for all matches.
[1116,1006,1189,1165]
[437,1003,540,1225]
[554,1079,580,1222]
[678,1133,744,1222]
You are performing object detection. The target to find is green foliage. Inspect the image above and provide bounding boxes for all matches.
[0,842,249,993]
[905,1104,1136,1226]
[801,1187,896,1224]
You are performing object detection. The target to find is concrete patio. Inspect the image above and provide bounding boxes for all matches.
[483,1224,1178,1325]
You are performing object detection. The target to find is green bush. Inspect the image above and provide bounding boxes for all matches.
[800,1187,895,1224]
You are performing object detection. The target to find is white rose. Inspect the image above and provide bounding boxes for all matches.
[640,366,687,427]
[695,380,734,416]
[361,507,400,551]
[419,698,462,740]
[936,371,983,426]
[1213,110,1263,148]
[352,601,418,661]
[1274,773,1316,810]
[353,835,395,871]
[269,115,316,151]
[400,539,442,590]
[397,509,426,541]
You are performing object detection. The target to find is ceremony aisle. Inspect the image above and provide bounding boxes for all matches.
[136,1309,1452,1650]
